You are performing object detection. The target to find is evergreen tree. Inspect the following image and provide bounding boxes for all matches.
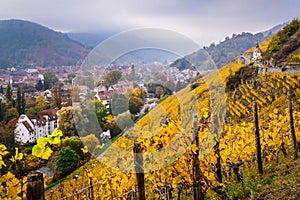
[12,99,16,109]
[16,86,22,115]
[0,102,6,122]
[21,92,26,114]
[36,79,44,91]
[5,84,14,109]
[0,85,4,94]
[5,84,12,102]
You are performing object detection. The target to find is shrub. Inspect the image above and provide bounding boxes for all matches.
[56,146,80,176]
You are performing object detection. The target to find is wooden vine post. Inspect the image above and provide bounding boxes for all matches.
[26,171,45,200]
[192,114,204,200]
[288,92,298,160]
[134,141,146,200]
[88,176,94,200]
[253,101,263,174]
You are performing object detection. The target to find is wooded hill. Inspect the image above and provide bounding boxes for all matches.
[0,19,88,68]
[170,23,286,70]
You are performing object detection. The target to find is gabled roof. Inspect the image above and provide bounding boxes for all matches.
[27,108,59,126]
[22,121,34,132]
[19,115,26,120]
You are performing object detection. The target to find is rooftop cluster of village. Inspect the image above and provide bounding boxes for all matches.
[0,62,201,146]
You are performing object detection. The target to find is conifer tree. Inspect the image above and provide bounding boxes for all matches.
[36,79,44,91]
[21,92,26,114]
[16,86,22,115]
[0,85,4,94]
[5,84,12,102]
[0,102,6,121]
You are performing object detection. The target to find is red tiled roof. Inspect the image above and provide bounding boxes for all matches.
[22,121,33,132]
[27,108,59,126]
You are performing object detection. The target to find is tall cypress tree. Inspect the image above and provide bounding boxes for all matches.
[5,84,12,102]
[0,102,6,121]
[0,85,4,94]
[21,92,26,114]
[5,84,14,109]
[36,79,44,91]
[16,86,22,115]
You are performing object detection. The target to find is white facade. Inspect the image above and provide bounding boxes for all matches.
[253,50,262,60]
[253,44,262,61]
[15,109,59,145]
[14,117,35,144]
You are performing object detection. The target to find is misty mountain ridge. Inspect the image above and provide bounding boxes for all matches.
[0,19,88,68]
[170,22,287,70]
[0,19,287,69]
[67,32,116,49]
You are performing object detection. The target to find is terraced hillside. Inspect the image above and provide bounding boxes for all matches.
[45,20,300,199]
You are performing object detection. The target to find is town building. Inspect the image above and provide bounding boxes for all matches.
[14,109,59,145]
[253,43,262,61]
[94,81,134,108]
[94,85,116,108]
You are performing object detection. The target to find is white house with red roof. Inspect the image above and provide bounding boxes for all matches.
[14,109,59,145]
[94,86,115,108]
[253,43,263,61]
[94,81,134,108]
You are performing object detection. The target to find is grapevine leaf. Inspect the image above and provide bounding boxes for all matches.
[9,157,15,163]
[36,137,48,147]
[17,152,24,160]
[48,129,62,144]
[190,144,198,154]
[0,144,9,156]
[41,146,53,160]
[81,146,89,154]
[0,159,6,169]
[48,135,61,145]
[12,147,23,162]
[32,145,43,157]
[52,129,63,137]
[202,111,209,119]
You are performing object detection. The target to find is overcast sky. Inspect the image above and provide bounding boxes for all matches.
[0,0,299,46]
